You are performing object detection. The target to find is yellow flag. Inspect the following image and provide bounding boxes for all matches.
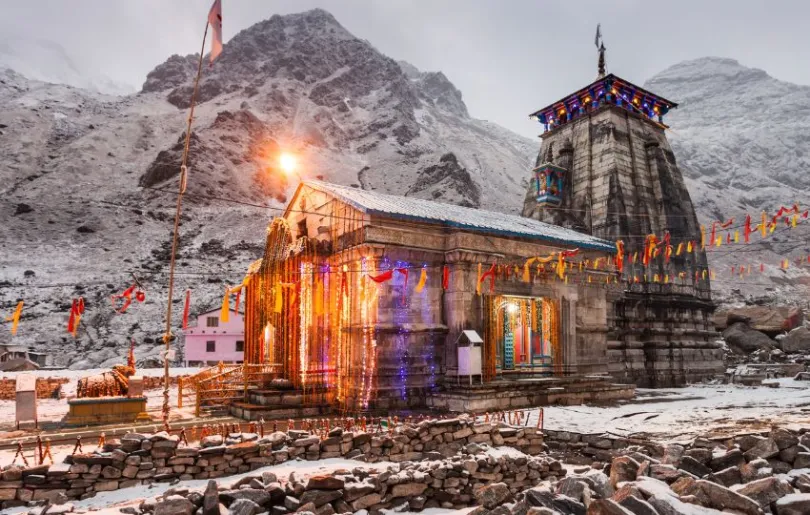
[700,225,706,249]
[5,301,22,335]
[676,243,683,256]
[792,215,799,228]
[476,263,482,295]
[734,231,739,243]
[687,241,693,253]
[414,268,428,293]
[715,236,722,247]
[522,259,533,283]
[220,285,230,323]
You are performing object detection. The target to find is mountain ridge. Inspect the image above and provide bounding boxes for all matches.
[0,8,534,368]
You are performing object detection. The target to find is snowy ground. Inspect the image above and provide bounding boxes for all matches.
[0,367,200,430]
[529,378,810,442]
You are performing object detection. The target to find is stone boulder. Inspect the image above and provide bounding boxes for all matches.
[678,456,711,478]
[772,428,799,450]
[709,448,746,471]
[779,327,810,353]
[775,493,810,515]
[229,498,260,515]
[476,483,512,509]
[715,306,803,333]
[744,438,780,461]
[154,497,194,515]
[696,480,761,515]
[734,476,793,509]
[609,456,640,489]
[582,499,631,514]
[723,322,776,353]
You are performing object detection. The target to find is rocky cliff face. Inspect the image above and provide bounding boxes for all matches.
[0,9,533,368]
[645,57,810,305]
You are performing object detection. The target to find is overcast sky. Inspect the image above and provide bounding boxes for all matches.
[2,0,808,138]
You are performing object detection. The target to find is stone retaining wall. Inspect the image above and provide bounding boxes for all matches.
[147,449,565,515]
[0,417,545,508]
[0,378,68,400]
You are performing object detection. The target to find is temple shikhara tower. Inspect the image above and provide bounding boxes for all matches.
[521,29,724,386]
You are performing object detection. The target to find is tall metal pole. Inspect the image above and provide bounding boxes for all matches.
[162,21,210,428]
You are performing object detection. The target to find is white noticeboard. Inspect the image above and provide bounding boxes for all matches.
[16,373,37,428]
[458,346,482,377]
[456,329,483,386]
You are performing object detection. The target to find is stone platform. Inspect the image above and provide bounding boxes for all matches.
[229,388,332,421]
[426,374,635,413]
[65,396,150,426]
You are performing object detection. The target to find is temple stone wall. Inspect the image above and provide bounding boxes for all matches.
[523,105,724,387]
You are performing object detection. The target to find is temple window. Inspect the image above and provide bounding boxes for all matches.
[533,163,566,207]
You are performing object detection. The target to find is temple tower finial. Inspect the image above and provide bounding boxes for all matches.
[595,24,606,79]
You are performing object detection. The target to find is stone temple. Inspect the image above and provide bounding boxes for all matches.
[521,47,724,387]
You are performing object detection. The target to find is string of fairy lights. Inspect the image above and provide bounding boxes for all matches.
[4,178,810,339]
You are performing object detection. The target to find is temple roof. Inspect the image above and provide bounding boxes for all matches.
[528,73,678,122]
[294,180,615,252]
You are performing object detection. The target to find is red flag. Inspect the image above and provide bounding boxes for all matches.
[368,270,394,283]
[480,263,496,293]
[743,214,753,243]
[442,265,450,290]
[182,290,191,330]
[67,298,84,335]
[111,284,137,313]
[208,0,223,63]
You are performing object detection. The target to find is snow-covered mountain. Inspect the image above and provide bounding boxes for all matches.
[645,57,810,305]
[0,9,534,368]
[0,33,134,96]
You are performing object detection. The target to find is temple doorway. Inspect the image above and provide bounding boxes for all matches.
[490,296,559,375]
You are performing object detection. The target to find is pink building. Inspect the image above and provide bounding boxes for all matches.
[182,309,244,366]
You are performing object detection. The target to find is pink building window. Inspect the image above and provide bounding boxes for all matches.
[206,341,216,352]
[206,317,219,327]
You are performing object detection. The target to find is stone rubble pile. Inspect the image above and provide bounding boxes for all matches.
[507,426,810,514]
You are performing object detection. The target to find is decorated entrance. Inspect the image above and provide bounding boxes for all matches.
[485,295,561,377]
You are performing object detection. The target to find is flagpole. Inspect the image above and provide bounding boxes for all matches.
[161,20,210,428]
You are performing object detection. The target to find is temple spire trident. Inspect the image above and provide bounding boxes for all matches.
[595,24,606,79]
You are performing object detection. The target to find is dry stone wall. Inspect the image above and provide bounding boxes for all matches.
[0,417,545,508]
[143,449,565,515]
[0,378,68,400]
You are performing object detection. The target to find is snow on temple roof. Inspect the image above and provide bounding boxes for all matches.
[298,181,615,252]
